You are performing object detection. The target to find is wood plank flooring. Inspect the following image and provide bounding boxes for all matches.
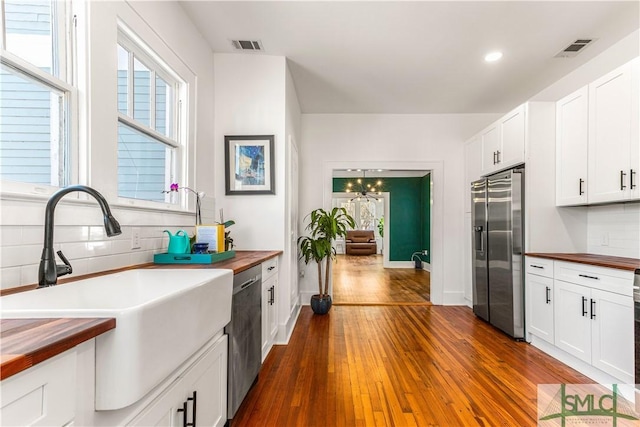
[332,255,430,305]
[232,305,591,426]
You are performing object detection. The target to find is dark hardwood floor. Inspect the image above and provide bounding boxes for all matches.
[332,255,430,305]
[232,305,590,426]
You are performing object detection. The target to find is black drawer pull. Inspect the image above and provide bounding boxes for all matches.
[177,401,188,427]
[267,266,275,271]
[621,170,627,190]
[530,265,544,269]
[581,296,588,317]
[578,274,599,280]
[590,299,596,320]
[545,286,551,304]
[631,169,637,190]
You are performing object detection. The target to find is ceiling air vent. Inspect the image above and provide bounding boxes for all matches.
[230,40,264,52]
[555,39,594,58]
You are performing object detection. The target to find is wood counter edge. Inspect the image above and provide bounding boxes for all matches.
[1,318,116,381]
[1,250,283,296]
[525,253,640,271]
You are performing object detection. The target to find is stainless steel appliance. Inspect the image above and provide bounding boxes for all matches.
[225,265,262,419]
[471,167,525,339]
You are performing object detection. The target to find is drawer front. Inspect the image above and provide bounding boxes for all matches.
[554,261,634,296]
[525,257,554,278]
[262,257,279,281]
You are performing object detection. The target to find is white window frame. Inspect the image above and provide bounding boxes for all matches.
[116,24,186,207]
[0,0,78,197]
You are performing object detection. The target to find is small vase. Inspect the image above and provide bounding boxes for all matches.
[310,294,332,315]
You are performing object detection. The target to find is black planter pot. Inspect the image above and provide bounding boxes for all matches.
[310,294,332,315]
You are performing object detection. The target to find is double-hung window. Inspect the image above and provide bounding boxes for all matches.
[117,28,183,203]
[0,0,75,190]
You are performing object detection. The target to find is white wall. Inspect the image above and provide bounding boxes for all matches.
[213,54,286,250]
[0,0,214,291]
[299,113,500,305]
[213,53,301,341]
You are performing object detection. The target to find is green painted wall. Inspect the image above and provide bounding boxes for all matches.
[333,176,430,262]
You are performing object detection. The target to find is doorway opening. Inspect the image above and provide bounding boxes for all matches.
[328,168,432,305]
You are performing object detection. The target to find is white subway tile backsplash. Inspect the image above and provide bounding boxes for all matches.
[1,244,42,268]
[1,267,22,290]
[0,227,21,246]
[588,203,640,258]
[20,264,39,286]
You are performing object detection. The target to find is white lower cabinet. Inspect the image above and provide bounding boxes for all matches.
[261,258,279,361]
[128,334,228,427]
[526,273,554,344]
[553,280,592,363]
[1,349,77,427]
[527,257,634,385]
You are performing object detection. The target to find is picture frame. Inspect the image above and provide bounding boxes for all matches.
[224,135,275,195]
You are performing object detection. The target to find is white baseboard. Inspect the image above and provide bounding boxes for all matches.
[530,336,634,395]
[385,261,415,268]
[441,290,466,305]
[277,302,301,345]
[422,262,431,272]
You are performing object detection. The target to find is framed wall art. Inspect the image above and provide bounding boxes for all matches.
[224,135,275,195]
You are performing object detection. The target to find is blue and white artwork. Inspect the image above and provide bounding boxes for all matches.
[235,145,265,185]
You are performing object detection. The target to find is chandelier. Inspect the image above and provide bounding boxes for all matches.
[346,170,383,202]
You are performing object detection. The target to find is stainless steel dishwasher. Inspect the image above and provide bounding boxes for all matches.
[225,264,262,420]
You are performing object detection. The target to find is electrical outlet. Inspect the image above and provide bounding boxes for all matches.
[422,250,429,256]
[131,227,141,250]
[600,233,609,246]
[299,270,305,278]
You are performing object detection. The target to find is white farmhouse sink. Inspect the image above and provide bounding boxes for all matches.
[0,268,233,410]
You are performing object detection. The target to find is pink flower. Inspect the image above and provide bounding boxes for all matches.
[170,183,179,192]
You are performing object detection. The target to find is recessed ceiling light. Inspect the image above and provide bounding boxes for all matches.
[484,51,503,62]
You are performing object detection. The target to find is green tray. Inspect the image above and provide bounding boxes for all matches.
[153,250,236,265]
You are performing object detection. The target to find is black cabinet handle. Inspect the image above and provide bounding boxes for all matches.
[177,401,188,427]
[188,391,197,427]
[581,296,587,316]
[493,151,497,165]
[267,266,275,271]
[496,150,501,164]
[269,286,275,305]
[621,170,627,190]
[590,299,596,320]
[579,178,584,195]
[545,286,551,304]
[631,169,637,190]
[579,274,600,280]
[530,265,544,269]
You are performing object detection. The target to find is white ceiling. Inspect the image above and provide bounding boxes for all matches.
[181,1,639,114]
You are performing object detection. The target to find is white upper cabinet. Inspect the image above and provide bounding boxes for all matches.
[481,105,526,176]
[556,87,589,206]
[499,104,526,168]
[588,58,639,203]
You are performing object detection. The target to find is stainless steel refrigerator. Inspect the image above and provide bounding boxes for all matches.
[471,167,525,339]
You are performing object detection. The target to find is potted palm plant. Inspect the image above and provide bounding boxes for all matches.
[298,207,355,314]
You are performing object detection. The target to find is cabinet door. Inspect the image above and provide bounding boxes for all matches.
[481,125,500,175]
[554,280,591,363]
[268,279,278,345]
[464,136,482,212]
[261,280,271,361]
[590,289,634,384]
[499,105,526,169]
[588,61,634,203]
[630,58,640,200]
[183,335,228,427]
[127,377,183,426]
[556,87,589,206]
[526,274,554,344]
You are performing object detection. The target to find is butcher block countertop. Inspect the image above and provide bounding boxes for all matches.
[0,318,115,380]
[525,253,640,271]
[0,250,281,380]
